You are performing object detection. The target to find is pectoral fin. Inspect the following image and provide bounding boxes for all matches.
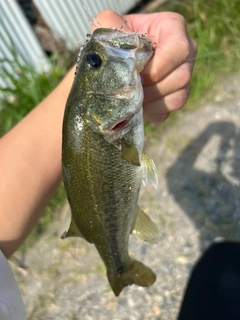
[131,206,160,244]
[61,218,84,239]
[121,139,141,166]
[142,149,158,188]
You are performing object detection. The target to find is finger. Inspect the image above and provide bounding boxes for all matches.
[124,13,193,85]
[143,83,190,114]
[143,112,169,123]
[143,37,197,101]
[143,59,192,102]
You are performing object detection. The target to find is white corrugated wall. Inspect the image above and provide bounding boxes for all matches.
[33,0,141,49]
[0,0,141,91]
[0,0,50,89]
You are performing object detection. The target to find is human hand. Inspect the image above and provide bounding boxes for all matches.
[94,10,197,122]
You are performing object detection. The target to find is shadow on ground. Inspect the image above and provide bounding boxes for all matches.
[167,121,240,250]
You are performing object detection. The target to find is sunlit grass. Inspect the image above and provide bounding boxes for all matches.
[0,52,69,136]
[188,0,240,104]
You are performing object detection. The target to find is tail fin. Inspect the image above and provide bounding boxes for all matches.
[107,259,156,296]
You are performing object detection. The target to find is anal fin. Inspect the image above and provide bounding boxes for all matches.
[131,206,160,244]
[61,218,84,239]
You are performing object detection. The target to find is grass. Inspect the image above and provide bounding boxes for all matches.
[1,0,240,250]
[185,0,240,106]
[0,51,72,135]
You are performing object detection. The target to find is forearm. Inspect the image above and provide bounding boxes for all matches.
[0,67,75,257]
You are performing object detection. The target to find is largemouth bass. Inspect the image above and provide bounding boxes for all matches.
[62,27,160,296]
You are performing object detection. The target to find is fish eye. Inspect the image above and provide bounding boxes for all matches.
[86,53,102,68]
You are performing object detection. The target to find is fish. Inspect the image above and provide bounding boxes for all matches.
[61,27,160,296]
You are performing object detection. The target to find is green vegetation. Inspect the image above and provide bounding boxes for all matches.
[0,51,71,135]
[158,0,240,107]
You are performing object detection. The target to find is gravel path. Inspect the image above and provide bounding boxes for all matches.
[10,72,240,320]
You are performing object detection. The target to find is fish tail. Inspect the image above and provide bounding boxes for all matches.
[107,259,156,296]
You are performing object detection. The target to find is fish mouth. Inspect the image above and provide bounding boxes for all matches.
[110,116,132,133]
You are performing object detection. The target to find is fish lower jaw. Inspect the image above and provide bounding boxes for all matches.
[107,105,142,134]
[100,116,132,138]
[102,117,134,144]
